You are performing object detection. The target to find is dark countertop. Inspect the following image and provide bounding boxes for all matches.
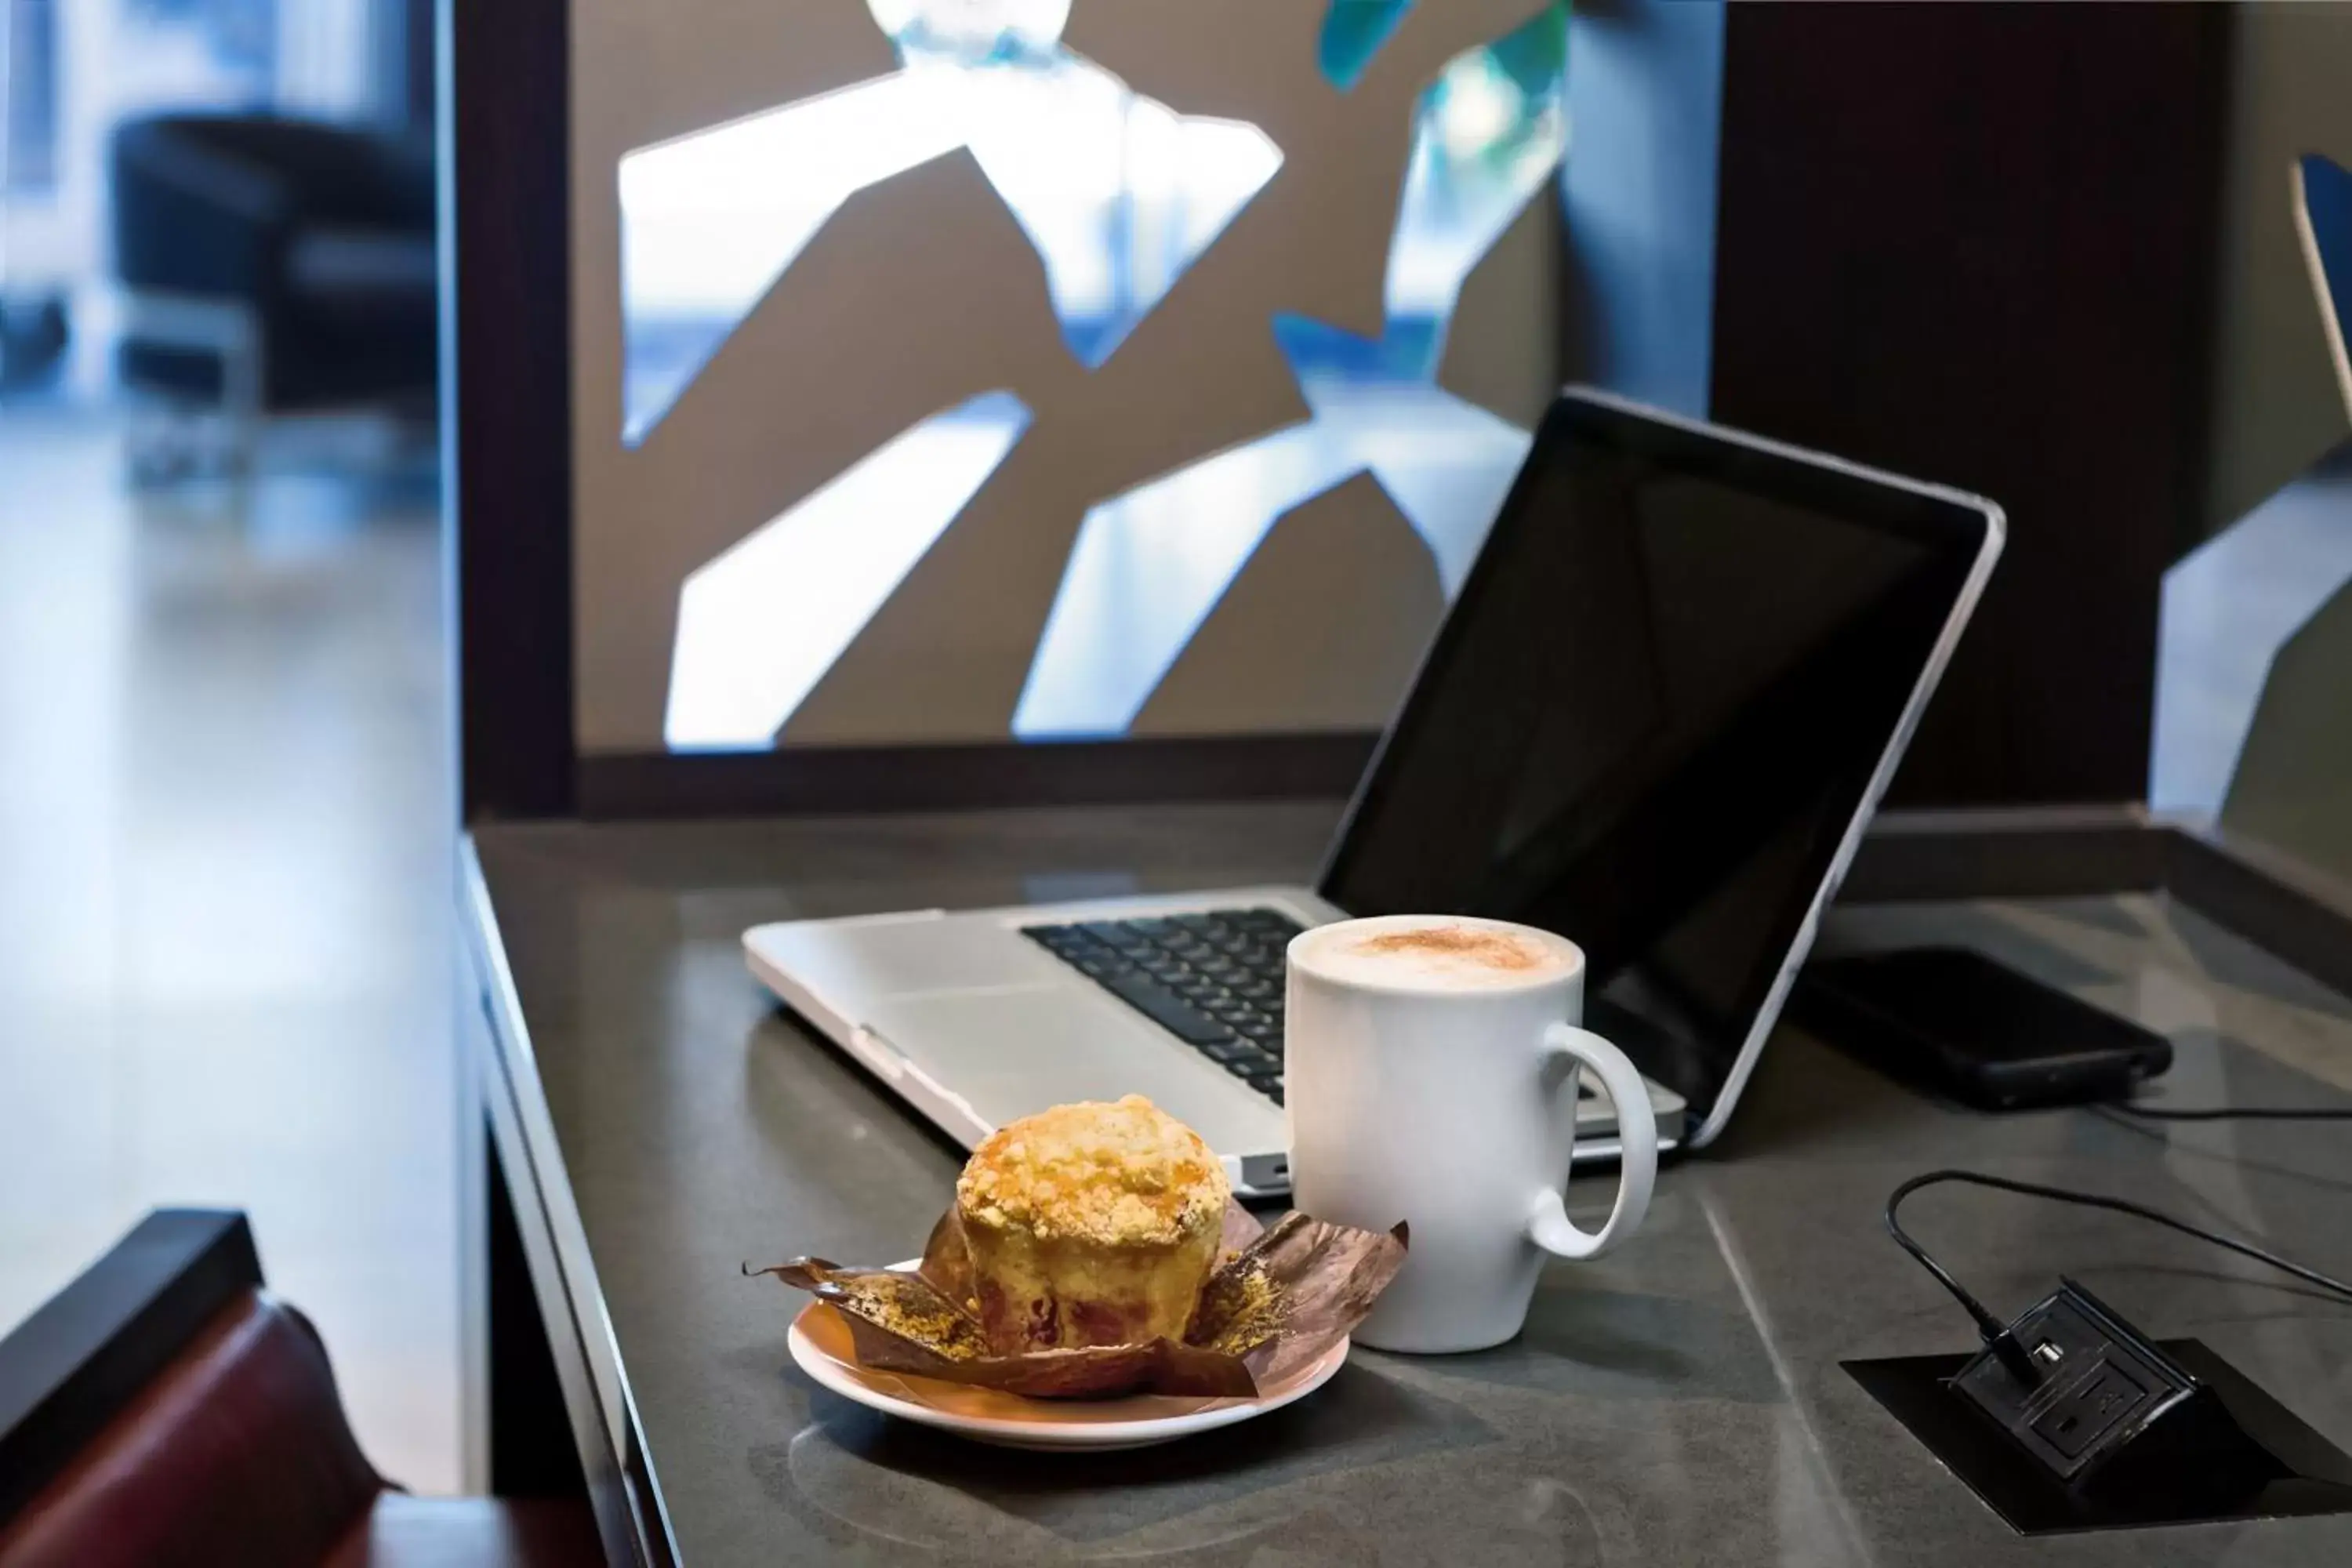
[467,803,2352,1566]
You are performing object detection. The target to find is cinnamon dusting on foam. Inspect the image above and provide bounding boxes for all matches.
[1298,918,1571,990]
[1351,925,1546,971]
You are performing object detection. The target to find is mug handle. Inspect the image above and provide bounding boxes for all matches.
[1525,1022,1659,1260]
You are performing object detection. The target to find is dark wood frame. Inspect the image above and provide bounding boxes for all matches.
[443,0,577,822]
[0,1210,263,1528]
[575,732,1378,818]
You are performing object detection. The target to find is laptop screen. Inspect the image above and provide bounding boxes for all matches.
[1318,390,1995,1128]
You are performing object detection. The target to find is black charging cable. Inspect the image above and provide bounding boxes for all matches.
[2113,1102,2352,1121]
[1886,1169,2352,1379]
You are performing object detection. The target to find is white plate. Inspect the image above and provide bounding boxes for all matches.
[786,1261,1350,1451]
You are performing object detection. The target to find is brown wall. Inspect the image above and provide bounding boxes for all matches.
[1711,3,2231,808]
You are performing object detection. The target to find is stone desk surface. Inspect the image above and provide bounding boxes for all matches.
[466,802,2352,1566]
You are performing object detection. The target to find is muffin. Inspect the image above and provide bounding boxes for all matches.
[954,1094,1230,1353]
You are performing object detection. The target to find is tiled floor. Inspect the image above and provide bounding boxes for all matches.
[0,408,461,1493]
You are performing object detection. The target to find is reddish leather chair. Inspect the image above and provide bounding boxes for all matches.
[0,1212,600,1568]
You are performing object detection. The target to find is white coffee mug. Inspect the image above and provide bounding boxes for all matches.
[1285,913,1658,1353]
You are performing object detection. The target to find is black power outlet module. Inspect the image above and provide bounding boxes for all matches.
[1950,1279,2280,1497]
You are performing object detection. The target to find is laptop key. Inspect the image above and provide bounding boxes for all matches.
[1096,971,1233,1046]
[1218,1050,1276,1080]
[1080,921,1155,952]
[1029,909,1322,1061]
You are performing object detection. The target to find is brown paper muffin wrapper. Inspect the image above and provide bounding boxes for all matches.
[753,1203,1407,1400]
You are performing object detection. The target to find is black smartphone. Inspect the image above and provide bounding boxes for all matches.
[1795,947,2172,1110]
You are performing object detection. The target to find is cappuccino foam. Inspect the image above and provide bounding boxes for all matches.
[1294,916,1574,993]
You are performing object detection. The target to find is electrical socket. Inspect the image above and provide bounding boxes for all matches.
[1951,1279,2197,1484]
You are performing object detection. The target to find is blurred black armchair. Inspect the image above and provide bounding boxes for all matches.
[110,114,436,474]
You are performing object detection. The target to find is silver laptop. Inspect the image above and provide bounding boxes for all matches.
[747,388,2004,1195]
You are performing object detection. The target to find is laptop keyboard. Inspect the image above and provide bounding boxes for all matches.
[1022,909,1302,1106]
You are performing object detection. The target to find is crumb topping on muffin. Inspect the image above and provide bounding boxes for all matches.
[956,1094,1228,1247]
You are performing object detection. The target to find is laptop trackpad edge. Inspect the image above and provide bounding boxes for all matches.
[859,989,1283,1156]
